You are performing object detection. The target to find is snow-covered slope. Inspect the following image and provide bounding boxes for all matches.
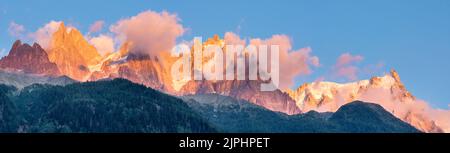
[285,70,449,132]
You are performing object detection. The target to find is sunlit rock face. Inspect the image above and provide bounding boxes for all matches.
[0,40,60,76]
[46,22,102,81]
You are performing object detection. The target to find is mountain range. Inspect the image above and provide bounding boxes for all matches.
[0,22,447,132]
[182,94,418,133]
[0,79,418,133]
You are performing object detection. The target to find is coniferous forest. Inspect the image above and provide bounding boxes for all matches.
[0,79,216,133]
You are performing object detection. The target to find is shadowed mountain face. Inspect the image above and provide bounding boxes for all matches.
[0,40,60,76]
[182,94,420,133]
[0,79,215,133]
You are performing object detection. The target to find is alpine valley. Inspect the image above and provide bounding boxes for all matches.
[0,22,448,133]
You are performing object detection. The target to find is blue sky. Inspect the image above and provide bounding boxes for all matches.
[1,0,449,108]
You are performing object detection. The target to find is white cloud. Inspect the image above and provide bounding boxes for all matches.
[89,20,105,33]
[89,34,115,56]
[28,21,62,49]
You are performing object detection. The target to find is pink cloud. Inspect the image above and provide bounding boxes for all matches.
[336,66,358,80]
[332,53,363,81]
[310,56,320,67]
[89,20,105,33]
[224,32,320,89]
[28,21,63,49]
[8,21,25,38]
[336,53,363,67]
[110,10,185,57]
[224,32,246,46]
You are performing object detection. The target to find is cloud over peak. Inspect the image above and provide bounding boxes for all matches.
[332,53,364,81]
[29,20,63,49]
[89,34,115,56]
[224,32,320,89]
[110,10,185,57]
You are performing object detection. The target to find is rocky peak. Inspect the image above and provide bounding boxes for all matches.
[384,69,415,101]
[32,43,41,49]
[0,40,60,76]
[46,22,102,81]
[52,22,101,64]
[11,40,22,50]
[390,69,401,83]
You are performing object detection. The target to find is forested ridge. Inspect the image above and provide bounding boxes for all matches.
[0,79,216,133]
